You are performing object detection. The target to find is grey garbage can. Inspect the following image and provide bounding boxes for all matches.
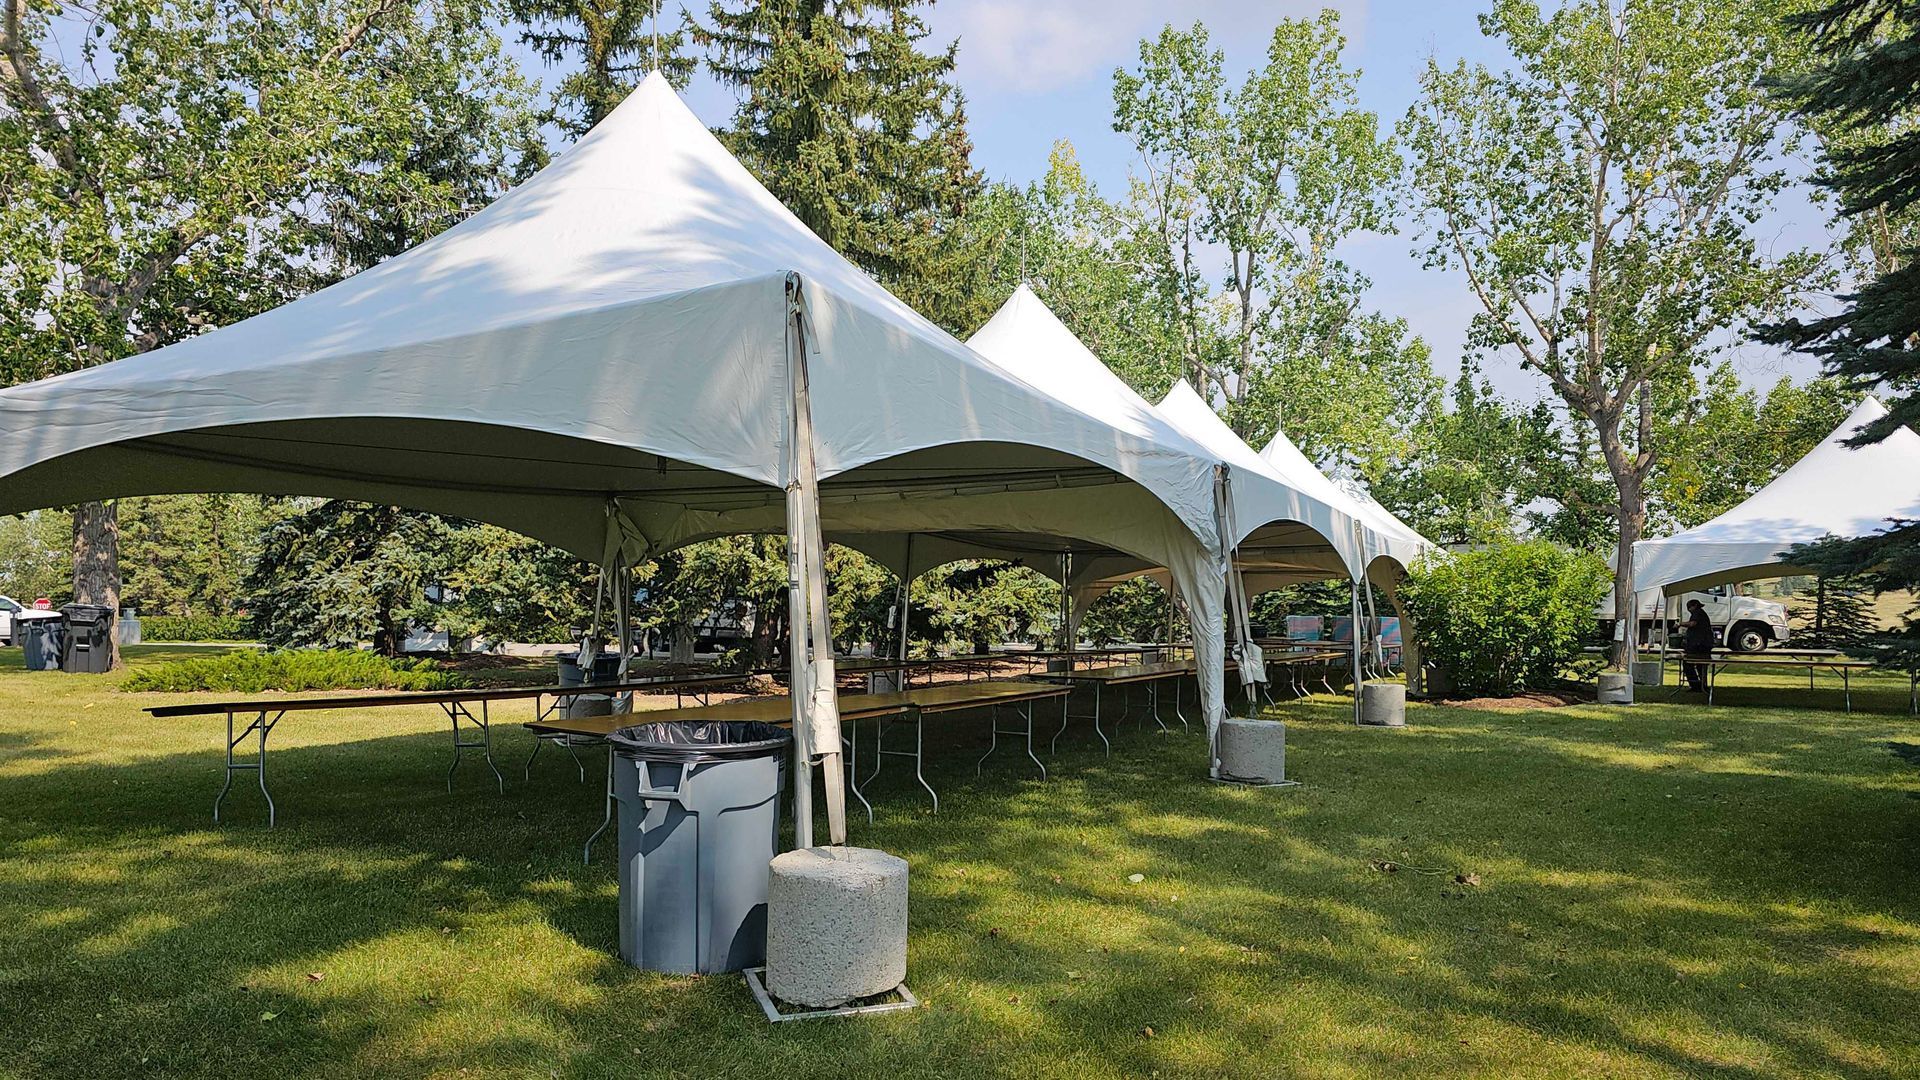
[19,615,64,671]
[58,604,114,673]
[608,719,790,974]
[558,653,623,687]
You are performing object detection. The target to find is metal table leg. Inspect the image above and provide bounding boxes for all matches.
[443,701,505,793]
[1052,690,1070,753]
[216,709,284,826]
[584,745,614,865]
[844,711,873,825]
[873,706,937,810]
[522,733,545,779]
[979,702,1045,780]
[1093,683,1108,755]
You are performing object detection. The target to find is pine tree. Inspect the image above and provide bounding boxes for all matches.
[1799,574,1881,648]
[694,0,983,331]
[508,0,695,138]
[1764,1,1920,440]
[1765,0,1920,670]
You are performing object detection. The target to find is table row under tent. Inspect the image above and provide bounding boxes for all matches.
[1626,396,1920,700]
[945,286,1436,720]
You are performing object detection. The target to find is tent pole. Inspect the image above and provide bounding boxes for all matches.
[615,561,632,683]
[782,499,812,850]
[1351,580,1364,724]
[784,274,845,847]
[1660,589,1671,681]
[1162,578,1176,654]
[1363,576,1383,676]
[1062,551,1075,657]
[895,534,914,670]
[582,561,607,670]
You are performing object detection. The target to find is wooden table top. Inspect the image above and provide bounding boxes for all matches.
[1648,647,1848,659]
[1700,656,1877,669]
[1253,638,1356,651]
[1030,661,1198,684]
[146,670,757,718]
[526,680,1070,739]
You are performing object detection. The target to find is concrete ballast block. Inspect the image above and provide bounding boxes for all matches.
[563,692,632,720]
[1360,681,1407,727]
[765,846,909,1008]
[1218,718,1287,784]
[1632,660,1664,687]
[1597,671,1634,704]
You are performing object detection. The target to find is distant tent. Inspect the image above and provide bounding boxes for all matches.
[1634,397,1920,593]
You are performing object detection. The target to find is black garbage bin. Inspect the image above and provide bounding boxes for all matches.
[59,604,114,673]
[607,720,791,974]
[557,652,623,687]
[18,614,64,671]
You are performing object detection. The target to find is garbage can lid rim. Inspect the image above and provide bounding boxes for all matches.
[607,719,792,759]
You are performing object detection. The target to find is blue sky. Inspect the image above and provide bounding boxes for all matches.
[536,0,1839,402]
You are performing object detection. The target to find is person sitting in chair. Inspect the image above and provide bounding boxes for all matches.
[1682,599,1714,692]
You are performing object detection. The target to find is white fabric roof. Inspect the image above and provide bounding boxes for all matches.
[1158,380,1376,580]
[1633,397,1920,593]
[962,286,1352,578]
[0,72,1221,570]
[1255,425,1433,574]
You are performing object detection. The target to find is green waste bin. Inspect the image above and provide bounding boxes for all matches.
[607,720,790,974]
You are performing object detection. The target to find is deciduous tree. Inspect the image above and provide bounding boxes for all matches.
[1403,0,1822,666]
[0,0,541,666]
[1111,13,1409,435]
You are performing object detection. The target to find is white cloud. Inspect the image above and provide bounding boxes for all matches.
[929,0,1370,96]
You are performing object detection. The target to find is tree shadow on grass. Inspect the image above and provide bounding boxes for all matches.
[0,691,1916,1077]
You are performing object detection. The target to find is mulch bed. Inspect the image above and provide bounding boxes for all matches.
[1429,687,1593,711]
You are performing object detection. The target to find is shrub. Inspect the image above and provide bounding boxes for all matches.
[1400,540,1609,697]
[140,614,254,642]
[121,649,462,693]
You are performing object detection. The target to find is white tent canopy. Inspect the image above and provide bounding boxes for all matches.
[0,73,1233,833]
[1158,381,1372,581]
[1633,397,1920,594]
[960,288,1360,700]
[962,286,1353,579]
[1255,426,1433,579]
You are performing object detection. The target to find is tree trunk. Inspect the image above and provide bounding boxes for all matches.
[71,500,122,670]
[1600,443,1646,671]
[749,600,776,669]
[669,625,696,664]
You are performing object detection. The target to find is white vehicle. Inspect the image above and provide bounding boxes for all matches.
[0,595,24,645]
[1597,584,1791,653]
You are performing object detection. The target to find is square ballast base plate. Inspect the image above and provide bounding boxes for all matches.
[742,968,920,1022]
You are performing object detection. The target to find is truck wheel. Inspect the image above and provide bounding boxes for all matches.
[1729,623,1769,653]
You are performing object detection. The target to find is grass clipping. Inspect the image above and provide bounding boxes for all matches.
[120,649,461,693]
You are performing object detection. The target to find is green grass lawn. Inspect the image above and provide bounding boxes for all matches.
[1,648,1916,1078]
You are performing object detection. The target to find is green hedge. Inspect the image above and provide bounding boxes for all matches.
[1400,540,1609,697]
[140,614,255,642]
[122,649,461,693]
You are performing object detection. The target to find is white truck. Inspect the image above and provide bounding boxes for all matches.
[1597,583,1791,653]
